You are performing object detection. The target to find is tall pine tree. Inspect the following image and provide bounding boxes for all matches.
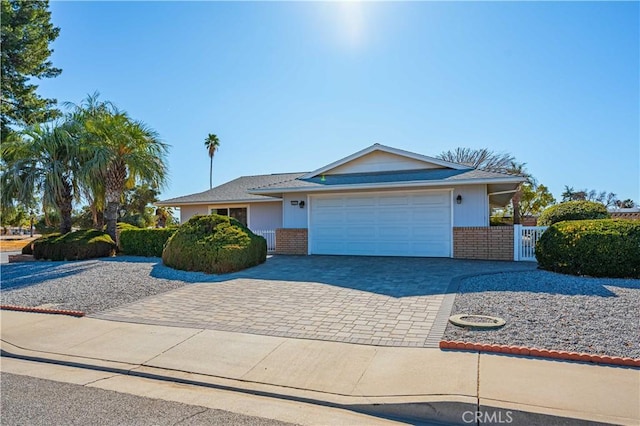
[1,0,61,142]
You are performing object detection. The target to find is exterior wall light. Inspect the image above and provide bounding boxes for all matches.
[299,201,305,208]
[456,195,462,204]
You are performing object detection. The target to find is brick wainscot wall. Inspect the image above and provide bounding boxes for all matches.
[275,229,308,255]
[453,227,514,261]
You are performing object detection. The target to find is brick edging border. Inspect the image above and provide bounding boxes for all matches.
[440,340,640,367]
[1,305,85,317]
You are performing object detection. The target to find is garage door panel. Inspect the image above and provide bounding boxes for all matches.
[412,193,449,205]
[345,209,376,222]
[346,227,376,238]
[315,198,345,208]
[378,226,411,239]
[314,226,346,238]
[346,197,376,207]
[310,191,451,257]
[380,210,410,222]
[378,195,410,206]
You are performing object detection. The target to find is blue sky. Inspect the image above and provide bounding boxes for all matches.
[39,1,639,203]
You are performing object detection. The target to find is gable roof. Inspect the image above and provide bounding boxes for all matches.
[156,172,305,206]
[158,144,526,206]
[299,143,468,179]
[249,168,525,195]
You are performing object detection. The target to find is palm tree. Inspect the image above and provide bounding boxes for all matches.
[64,93,112,229]
[1,123,79,234]
[69,94,169,243]
[204,133,220,189]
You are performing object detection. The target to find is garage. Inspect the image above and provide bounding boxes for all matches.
[309,190,452,257]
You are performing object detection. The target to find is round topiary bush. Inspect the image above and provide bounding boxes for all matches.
[535,219,640,278]
[537,201,609,226]
[33,229,117,261]
[162,214,266,274]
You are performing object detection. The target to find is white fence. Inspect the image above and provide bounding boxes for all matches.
[514,225,548,261]
[251,229,276,253]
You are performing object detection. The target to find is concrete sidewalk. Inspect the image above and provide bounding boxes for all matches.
[1,310,638,425]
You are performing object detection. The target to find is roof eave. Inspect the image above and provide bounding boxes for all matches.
[155,197,283,207]
[249,176,525,195]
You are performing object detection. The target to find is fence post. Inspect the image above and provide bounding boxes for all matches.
[513,224,521,261]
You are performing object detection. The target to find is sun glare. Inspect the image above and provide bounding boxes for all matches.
[336,1,365,48]
[311,1,371,50]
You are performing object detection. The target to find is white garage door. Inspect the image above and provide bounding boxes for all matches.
[310,190,452,257]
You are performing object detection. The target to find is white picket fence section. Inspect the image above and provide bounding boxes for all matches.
[513,225,548,261]
[251,229,276,253]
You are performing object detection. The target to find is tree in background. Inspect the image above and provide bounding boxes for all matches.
[616,199,635,209]
[1,123,79,234]
[516,183,556,219]
[1,0,61,143]
[118,184,160,228]
[561,186,618,207]
[437,148,530,224]
[437,148,515,172]
[205,133,220,189]
[155,206,178,228]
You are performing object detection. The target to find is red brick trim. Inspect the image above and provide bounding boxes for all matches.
[275,228,308,255]
[453,226,514,261]
[439,340,640,367]
[1,305,85,317]
[611,212,640,220]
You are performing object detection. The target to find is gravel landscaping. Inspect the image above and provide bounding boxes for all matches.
[2,256,638,359]
[442,270,640,359]
[0,256,203,314]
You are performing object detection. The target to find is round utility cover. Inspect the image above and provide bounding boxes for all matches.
[449,314,506,329]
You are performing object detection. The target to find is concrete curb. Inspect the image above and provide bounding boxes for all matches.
[1,305,85,317]
[440,340,640,367]
[3,342,624,426]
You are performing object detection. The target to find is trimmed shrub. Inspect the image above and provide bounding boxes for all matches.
[535,219,640,278]
[120,227,178,257]
[538,201,609,226]
[117,222,140,231]
[162,214,266,274]
[21,240,34,254]
[33,229,116,261]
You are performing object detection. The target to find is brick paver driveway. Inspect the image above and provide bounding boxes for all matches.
[92,256,536,347]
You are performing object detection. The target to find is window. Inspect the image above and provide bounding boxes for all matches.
[210,207,248,226]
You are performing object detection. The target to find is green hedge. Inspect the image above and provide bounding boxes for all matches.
[536,219,640,278]
[22,240,34,254]
[33,229,116,261]
[117,222,140,231]
[119,228,178,257]
[162,214,266,274]
[537,201,609,226]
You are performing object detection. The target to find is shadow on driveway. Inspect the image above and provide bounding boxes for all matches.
[148,255,538,298]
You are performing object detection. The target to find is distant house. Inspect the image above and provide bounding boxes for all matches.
[157,144,525,260]
[609,207,640,221]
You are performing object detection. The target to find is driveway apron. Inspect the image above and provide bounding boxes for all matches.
[91,256,536,347]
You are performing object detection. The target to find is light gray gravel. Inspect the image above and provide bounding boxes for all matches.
[0,256,209,314]
[3,256,638,360]
[442,270,640,359]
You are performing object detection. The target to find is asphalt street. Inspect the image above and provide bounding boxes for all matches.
[0,373,295,426]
